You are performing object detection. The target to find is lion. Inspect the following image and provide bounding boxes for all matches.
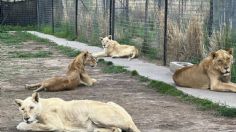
[173,48,236,92]
[92,35,139,60]
[15,93,141,132]
[25,51,97,92]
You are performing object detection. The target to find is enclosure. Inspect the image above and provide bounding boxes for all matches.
[1,0,236,131]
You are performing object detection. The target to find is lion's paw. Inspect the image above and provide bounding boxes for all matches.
[92,79,97,83]
[16,122,29,130]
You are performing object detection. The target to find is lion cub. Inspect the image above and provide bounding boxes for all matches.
[15,93,140,132]
[93,35,139,60]
[25,51,97,92]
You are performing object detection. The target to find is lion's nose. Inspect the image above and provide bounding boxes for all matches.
[225,66,229,69]
[24,117,30,121]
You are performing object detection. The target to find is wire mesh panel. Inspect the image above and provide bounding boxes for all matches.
[0,0,37,25]
[114,0,164,62]
[211,0,236,82]
[37,0,53,32]
[53,0,76,40]
[166,0,210,63]
[77,0,110,46]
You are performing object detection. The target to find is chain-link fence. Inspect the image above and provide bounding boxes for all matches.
[2,0,236,81]
[0,0,37,25]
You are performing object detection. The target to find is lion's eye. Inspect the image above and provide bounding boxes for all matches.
[29,106,34,110]
[21,108,24,111]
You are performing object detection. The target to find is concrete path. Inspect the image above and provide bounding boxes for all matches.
[28,31,236,108]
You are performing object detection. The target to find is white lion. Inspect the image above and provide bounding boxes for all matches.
[15,93,140,132]
[93,35,139,60]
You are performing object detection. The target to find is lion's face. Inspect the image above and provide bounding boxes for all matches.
[83,52,97,67]
[100,35,112,48]
[211,49,233,75]
[15,93,41,124]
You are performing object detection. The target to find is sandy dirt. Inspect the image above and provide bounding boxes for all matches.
[0,40,236,132]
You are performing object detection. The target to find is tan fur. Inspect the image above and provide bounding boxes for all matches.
[15,93,140,132]
[173,48,236,92]
[25,51,97,92]
[93,35,139,60]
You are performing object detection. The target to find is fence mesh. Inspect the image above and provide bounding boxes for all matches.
[76,0,110,45]
[114,0,164,63]
[53,0,76,39]
[37,0,53,32]
[0,0,37,25]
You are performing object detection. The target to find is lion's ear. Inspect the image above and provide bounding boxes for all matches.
[99,37,103,40]
[108,35,112,40]
[32,92,39,103]
[83,51,89,58]
[15,99,23,107]
[226,48,233,55]
[211,51,217,58]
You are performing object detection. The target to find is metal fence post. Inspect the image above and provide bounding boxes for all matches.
[75,0,78,36]
[163,0,168,66]
[36,0,39,30]
[109,0,115,39]
[51,0,54,33]
[142,0,149,53]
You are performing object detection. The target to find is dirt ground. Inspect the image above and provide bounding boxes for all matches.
[1,40,236,132]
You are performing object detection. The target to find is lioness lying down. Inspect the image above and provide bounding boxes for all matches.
[15,93,140,132]
[93,35,139,60]
[173,48,236,92]
[25,51,97,92]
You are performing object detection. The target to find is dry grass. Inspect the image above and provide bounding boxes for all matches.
[185,17,205,60]
[158,9,205,62]
[209,22,232,52]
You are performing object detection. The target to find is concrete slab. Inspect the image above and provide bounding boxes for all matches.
[28,31,236,108]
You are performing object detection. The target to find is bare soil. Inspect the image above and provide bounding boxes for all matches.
[1,41,236,132]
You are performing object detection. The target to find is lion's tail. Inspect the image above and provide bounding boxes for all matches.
[107,102,140,132]
[130,48,139,60]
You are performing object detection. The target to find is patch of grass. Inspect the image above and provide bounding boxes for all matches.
[148,80,184,96]
[39,23,77,41]
[0,31,50,46]
[0,31,80,58]
[149,80,236,117]
[9,51,52,58]
[131,70,139,76]
[0,32,26,45]
[105,61,113,66]
[138,76,150,82]
[40,26,53,34]
[0,25,36,32]
[102,65,127,74]
[55,45,80,57]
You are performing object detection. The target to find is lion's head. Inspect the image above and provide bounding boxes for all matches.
[15,93,41,124]
[211,48,233,75]
[99,35,112,48]
[69,51,97,71]
[82,51,97,67]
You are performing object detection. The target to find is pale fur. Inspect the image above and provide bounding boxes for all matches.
[25,51,97,92]
[173,48,236,92]
[15,93,140,132]
[93,35,139,60]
